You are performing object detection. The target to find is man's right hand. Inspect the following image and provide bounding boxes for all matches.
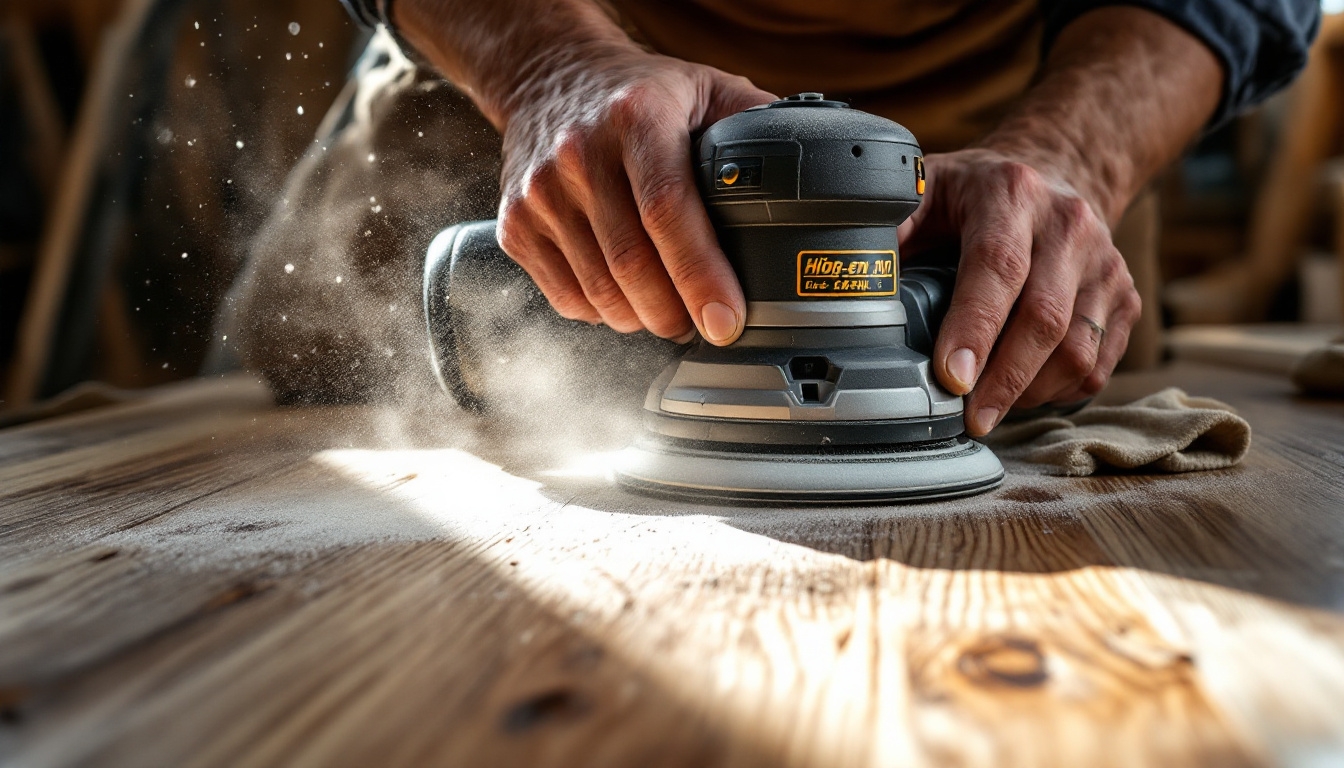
[394,0,774,344]
[494,47,774,343]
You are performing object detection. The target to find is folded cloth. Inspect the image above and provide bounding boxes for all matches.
[1290,335,1344,397]
[985,388,1251,477]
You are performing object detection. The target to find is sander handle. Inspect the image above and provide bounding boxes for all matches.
[898,263,957,358]
[426,219,962,411]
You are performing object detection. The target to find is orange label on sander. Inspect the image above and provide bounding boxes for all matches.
[796,250,896,297]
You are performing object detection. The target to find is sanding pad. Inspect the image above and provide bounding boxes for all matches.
[615,437,1004,504]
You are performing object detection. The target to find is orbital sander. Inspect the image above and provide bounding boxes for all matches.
[424,93,1004,503]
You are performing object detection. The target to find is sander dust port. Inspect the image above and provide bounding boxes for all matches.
[424,93,1004,504]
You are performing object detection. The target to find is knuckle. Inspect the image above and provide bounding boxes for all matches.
[1053,196,1096,245]
[979,240,1032,288]
[1055,195,1093,227]
[994,364,1037,404]
[1059,338,1096,380]
[583,273,628,312]
[942,302,1006,360]
[1020,292,1072,345]
[548,287,592,320]
[608,84,657,131]
[1079,371,1108,397]
[517,164,565,216]
[1098,249,1126,286]
[1121,287,1143,324]
[551,131,588,177]
[523,159,560,193]
[605,236,656,283]
[638,175,690,234]
[663,254,718,292]
[997,161,1044,199]
[496,208,529,257]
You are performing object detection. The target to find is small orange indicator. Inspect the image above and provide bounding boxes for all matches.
[916,178,925,195]
[719,163,740,185]
[914,156,925,195]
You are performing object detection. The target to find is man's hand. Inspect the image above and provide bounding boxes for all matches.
[900,7,1223,436]
[899,150,1140,436]
[395,0,774,344]
[496,48,774,342]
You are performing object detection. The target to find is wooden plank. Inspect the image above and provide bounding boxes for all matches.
[0,362,1342,766]
[1166,323,1342,374]
[0,374,268,465]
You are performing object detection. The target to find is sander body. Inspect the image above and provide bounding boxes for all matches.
[425,93,1004,503]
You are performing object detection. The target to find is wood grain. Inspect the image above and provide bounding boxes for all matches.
[1,364,1343,767]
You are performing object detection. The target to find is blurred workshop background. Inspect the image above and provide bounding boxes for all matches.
[1,0,1343,416]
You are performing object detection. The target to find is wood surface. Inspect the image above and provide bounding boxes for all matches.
[1,363,1343,767]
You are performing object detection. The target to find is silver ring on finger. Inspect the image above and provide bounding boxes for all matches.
[1076,314,1106,343]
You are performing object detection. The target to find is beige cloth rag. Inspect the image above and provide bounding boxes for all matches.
[985,388,1252,477]
[1290,334,1344,397]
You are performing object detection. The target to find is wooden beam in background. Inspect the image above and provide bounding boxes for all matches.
[3,0,154,410]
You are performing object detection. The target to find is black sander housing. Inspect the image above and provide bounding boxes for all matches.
[425,93,1004,503]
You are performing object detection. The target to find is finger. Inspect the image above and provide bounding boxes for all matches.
[1013,294,1107,409]
[700,76,777,125]
[521,245,603,326]
[524,168,645,333]
[1051,291,1140,404]
[965,251,1080,435]
[624,120,745,345]
[582,163,695,340]
[547,206,645,333]
[498,203,601,324]
[932,196,1036,400]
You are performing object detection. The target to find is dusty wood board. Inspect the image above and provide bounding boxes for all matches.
[1,365,1343,767]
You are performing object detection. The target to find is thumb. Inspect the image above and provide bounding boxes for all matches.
[701,73,776,127]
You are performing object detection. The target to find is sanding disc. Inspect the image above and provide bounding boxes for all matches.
[614,437,1004,504]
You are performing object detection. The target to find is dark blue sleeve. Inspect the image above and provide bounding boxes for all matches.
[339,0,383,29]
[1040,0,1322,125]
[339,0,430,65]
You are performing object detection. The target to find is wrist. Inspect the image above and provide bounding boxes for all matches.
[976,122,1128,226]
[392,0,639,129]
[973,6,1222,227]
[494,37,650,131]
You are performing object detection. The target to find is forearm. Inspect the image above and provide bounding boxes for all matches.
[391,0,638,129]
[979,7,1223,225]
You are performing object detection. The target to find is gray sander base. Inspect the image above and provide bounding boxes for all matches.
[614,437,1005,505]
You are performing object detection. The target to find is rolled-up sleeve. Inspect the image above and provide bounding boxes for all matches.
[1041,0,1323,124]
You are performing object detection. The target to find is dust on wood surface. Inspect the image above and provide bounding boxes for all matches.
[1,363,1342,767]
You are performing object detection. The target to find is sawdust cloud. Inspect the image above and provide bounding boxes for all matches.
[210,28,668,463]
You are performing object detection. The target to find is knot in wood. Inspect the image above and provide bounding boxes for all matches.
[957,636,1049,689]
[501,688,591,734]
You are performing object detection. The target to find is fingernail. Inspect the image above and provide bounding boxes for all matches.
[947,348,978,392]
[974,407,1001,435]
[673,329,697,344]
[700,302,740,343]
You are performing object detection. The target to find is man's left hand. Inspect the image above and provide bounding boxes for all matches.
[898,148,1142,436]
